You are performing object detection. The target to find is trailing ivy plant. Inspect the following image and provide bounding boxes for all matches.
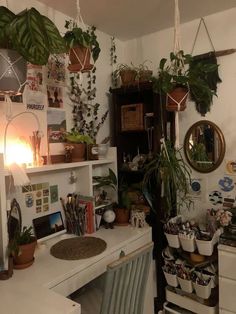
[110,36,118,88]
[69,68,108,143]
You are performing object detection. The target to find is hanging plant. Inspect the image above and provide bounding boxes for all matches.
[152,50,219,114]
[69,68,108,143]
[64,20,100,72]
[110,36,118,87]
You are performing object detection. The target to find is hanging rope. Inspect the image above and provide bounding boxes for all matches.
[172,0,184,149]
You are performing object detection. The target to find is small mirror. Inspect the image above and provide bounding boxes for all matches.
[184,120,225,173]
[8,199,22,241]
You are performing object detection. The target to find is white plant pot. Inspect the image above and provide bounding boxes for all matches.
[196,238,214,256]
[97,144,109,159]
[179,236,196,252]
[193,281,211,299]
[164,233,180,248]
[163,270,178,287]
[178,277,193,293]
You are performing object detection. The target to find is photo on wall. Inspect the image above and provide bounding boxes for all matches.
[47,109,66,143]
[47,85,64,108]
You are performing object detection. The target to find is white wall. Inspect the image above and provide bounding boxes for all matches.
[124,8,236,224]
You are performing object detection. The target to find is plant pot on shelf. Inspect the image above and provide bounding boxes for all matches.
[120,70,137,86]
[68,45,93,73]
[114,208,130,226]
[13,239,37,269]
[0,49,27,95]
[164,233,180,249]
[166,87,189,112]
[178,277,193,293]
[70,143,86,162]
[97,144,109,160]
[138,70,153,83]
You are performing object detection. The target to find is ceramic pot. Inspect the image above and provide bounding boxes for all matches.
[70,143,86,162]
[166,87,188,112]
[98,144,109,160]
[120,70,137,85]
[114,208,130,226]
[68,45,93,73]
[13,239,37,269]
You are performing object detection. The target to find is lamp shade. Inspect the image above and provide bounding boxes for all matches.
[0,49,27,95]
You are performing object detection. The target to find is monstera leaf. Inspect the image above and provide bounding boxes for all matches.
[6,7,66,65]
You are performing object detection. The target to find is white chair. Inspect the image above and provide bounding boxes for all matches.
[73,242,153,314]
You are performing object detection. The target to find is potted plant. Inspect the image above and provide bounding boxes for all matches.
[143,139,192,219]
[136,61,153,83]
[64,20,100,72]
[64,130,93,162]
[8,226,37,269]
[0,6,66,94]
[114,63,138,86]
[152,50,218,114]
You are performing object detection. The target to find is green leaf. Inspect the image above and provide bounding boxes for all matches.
[41,15,66,54]
[0,6,15,46]
[9,8,49,65]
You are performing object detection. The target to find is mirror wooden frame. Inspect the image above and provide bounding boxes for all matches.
[184,120,225,173]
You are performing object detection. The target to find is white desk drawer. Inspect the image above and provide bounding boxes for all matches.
[219,250,236,280]
[124,231,152,254]
[51,249,123,296]
[219,277,236,312]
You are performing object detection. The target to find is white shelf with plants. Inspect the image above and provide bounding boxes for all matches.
[0,147,117,268]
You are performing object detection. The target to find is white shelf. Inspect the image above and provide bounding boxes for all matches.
[2,158,115,176]
[166,287,218,314]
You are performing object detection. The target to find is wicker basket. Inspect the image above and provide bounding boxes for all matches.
[121,103,144,131]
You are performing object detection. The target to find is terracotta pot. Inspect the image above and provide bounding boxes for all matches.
[68,45,93,73]
[166,87,188,111]
[13,239,37,269]
[70,143,86,162]
[120,70,137,86]
[138,70,153,82]
[114,208,130,226]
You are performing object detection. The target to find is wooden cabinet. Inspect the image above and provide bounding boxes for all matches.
[110,82,176,311]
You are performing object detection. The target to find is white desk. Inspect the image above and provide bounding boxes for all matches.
[0,226,153,314]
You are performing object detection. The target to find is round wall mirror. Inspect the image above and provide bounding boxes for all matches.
[184,120,225,173]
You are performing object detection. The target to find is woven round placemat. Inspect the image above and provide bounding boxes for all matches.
[50,237,107,260]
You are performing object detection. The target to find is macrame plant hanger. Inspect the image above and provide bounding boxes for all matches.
[170,0,188,149]
[190,17,222,116]
[68,0,93,73]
